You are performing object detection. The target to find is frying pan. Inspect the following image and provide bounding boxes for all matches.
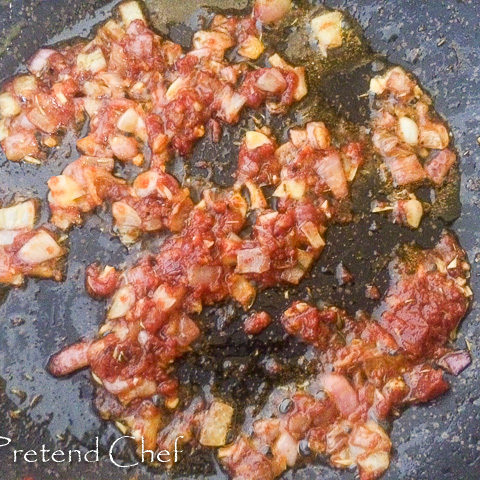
[0,1,479,479]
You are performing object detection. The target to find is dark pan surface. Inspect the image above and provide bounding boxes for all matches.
[0,1,479,479]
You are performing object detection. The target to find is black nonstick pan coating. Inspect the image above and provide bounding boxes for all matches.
[0,1,479,479]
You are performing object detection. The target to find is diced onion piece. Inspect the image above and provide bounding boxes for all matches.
[112,201,142,227]
[236,248,270,274]
[272,431,298,467]
[0,92,21,117]
[0,200,35,230]
[193,31,234,53]
[108,285,135,319]
[254,0,292,24]
[369,76,387,95]
[119,1,145,26]
[0,118,7,142]
[28,49,56,76]
[245,130,271,150]
[419,124,449,150]
[289,128,308,148]
[280,266,305,284]
[398,116,419,146]
[256,69,287,93]
[0,230,20,246]
[229,274,256,309]
[300,221,325,249]
[357,451,390,478]
[273,179,305,200]
[76,49,107,74]
[166,77,188,102]
[13,75,37,98]
[17,230,63,264]
[188,265,222,287]
[133,170,159,197]
[307,121,330,149]
[245,181,267,209]
[199,401,234,447]
[403,197,423,228]
[153,284,182,311]
[117,108,139,133]
[296,249,314,270]
[238,35,264,60]
[47,175,86,208]
[311,11,343,56]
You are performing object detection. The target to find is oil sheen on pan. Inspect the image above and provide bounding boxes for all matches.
[0,1,474,480]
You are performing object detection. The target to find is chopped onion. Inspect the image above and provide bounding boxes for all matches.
[76,48,107,74]
[27,48,56,76]
[133,170,159,197]
[199,401,234,447]
[254,0,292,24]
[403,197,423,228]
[152,284,182,311]
[272,431,298,467]
[0,230,20,246]
[119,1,145,26]
[245,130,271,150]
[112,201,142,228]
[108,284,135,319]
[229,274,256,309]
[301,221,325,249]
[193,31,234,53]
[238,35,265,60]
[47,175,86,207]
[256,69,287,94]
[13,75,37,98]
[188,265,222,286]
[307,121,330,150]
[0,92,21,118]
[117,107,139,133]
[311,11,344,57]
[273,179,306,200]
[0,200,35,230]
[398,116,419,146]
[357,451,390,478]
[17,230,63,264]
[245,181,267,209]
[236,248,270,274]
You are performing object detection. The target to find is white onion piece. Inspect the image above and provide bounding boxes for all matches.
[112,201,142,227]
[236,248,270,274]
[245,131,271,150]
[301,221,325,249]
[0,200,35,230]
[254,0,292,24]
[199,401,234,447]
[272,431,298,467]
[28,48,56,76]
[307,121,330,149]
[119,1,145,26]
[108,285,135,319]
[117,107,139,134]
[47,175,86,207]
[76,49,107,74]
[398,117,419,146]
[256,69,287,93]
[153,284,180,311]
[17,230,63,264]
[273,179,306,200]
[0,230,21,246]
[238,35,264,60]
[133,170,159,197]
[0,92,21,118]
[311,11,344,56]
[193,31,233,53]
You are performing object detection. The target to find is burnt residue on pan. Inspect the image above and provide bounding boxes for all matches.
[0,1,479,480]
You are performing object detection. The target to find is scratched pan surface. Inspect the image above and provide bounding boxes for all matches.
[0,1,479,479]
